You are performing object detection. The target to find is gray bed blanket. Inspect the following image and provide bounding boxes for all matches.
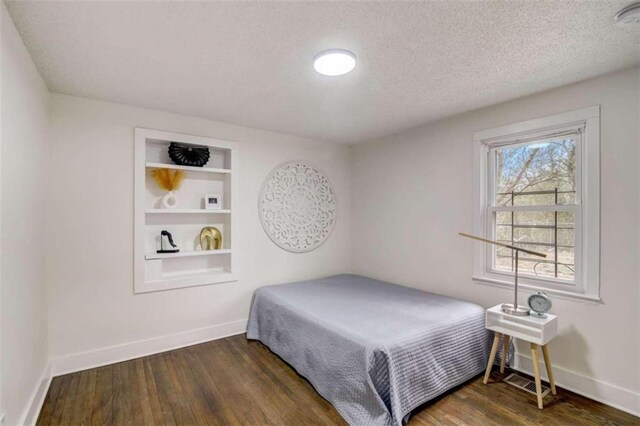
[246,274,489,426]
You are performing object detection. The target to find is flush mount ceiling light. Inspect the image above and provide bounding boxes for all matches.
[313,49,356,76]
[615,2,640,26]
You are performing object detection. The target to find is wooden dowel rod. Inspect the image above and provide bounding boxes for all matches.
[458,232,546,258]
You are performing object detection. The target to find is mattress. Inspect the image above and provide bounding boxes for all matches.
[246,274,490,425]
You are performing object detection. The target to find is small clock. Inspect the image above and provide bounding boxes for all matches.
[527,291,552,318]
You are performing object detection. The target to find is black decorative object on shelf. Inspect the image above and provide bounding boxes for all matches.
[158,230,179,253]
[168,142,210,167]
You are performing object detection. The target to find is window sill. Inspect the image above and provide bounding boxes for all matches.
[472,275,603,304]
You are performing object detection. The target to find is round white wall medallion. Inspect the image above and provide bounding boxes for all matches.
[259,161,337,253]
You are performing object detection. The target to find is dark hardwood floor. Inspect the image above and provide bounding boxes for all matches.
[37,334,638,425]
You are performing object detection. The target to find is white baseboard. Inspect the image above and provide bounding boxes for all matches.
[513,353,640,417]
[19,361,52,426]
[51,319,247,376]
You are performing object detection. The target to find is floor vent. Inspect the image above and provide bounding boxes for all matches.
[504,373,550,397]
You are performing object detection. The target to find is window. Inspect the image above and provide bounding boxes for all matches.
[472,106,600,301]
[491,133,579,283]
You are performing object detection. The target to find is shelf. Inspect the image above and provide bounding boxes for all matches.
[135,128,236,294]
[145,209,231,214]
[139,270,237,293]
[146,249,231,260]
[146,162,231,174]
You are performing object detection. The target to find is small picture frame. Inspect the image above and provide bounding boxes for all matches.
[205,193,222,210]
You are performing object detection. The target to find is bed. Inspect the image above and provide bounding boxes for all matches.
[246,274,490,426]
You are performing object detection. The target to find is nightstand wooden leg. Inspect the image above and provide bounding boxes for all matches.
[530,343,543,409]
[484,333,501,384]
[500,335,510,374]
[542,344,557,395]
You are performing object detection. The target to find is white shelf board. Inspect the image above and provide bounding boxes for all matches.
[139,271,237,293]
[145,249,231,260]
[146,162,231,174]
[145,209,231,214]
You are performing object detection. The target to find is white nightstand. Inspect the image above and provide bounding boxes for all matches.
[484,304,558,409]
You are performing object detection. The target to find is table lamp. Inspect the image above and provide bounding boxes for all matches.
[459,232,547,316]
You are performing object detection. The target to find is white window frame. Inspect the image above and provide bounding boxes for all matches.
[472,106,601,302]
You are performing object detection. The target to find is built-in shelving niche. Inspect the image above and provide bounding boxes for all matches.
[134,128,237,294]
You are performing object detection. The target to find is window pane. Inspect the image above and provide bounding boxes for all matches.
[493,211,575,281]
[494,137,576,206]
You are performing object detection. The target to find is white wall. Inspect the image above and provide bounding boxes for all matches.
[47,94,351,365]
[1,3,50,424]
[351,67,640,414]
[3,2,638,418]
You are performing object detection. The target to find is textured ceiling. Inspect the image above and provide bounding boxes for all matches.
[5,1,640,144]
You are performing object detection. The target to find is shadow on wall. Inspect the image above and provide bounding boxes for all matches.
[558,325,591,376]
[515,323,591,378]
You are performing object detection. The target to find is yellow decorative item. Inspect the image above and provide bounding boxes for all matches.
[150,168,185,191]
[151,168,185,209]
[200,227,223,250]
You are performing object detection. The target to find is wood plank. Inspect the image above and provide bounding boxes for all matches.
[164,349,219,425]
[530,343,544,409]
[143,357,175,426]
[48,375,72,426]
[542,344,557,395]
[59,372,81,425]
[238,338,344,424]
[183,345,243,425]
[35,334,639,426]
[35,374,63,426]
[227,337,338,425]
[73,368,96,425]
[129,358,155,425]
[91,365,113,426]
[111,362,132,425]
[500,335,510,374]
[484,332,501,384]
[194,339,272,424]
[152,352,198,425]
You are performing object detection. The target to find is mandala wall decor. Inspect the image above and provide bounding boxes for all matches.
[259,161,337,253]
